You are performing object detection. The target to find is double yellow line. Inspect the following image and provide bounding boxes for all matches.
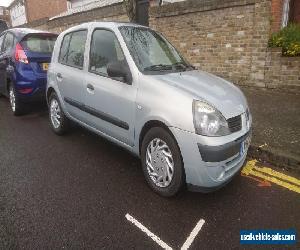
[242,160,300,194]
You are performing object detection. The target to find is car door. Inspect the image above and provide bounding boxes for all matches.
[0,33,6,94]
[55,29,88,121]
[84,28,137,146]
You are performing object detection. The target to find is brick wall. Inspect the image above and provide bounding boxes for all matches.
[25,0,67,23]
[27,2,128,33]
[265,48,300,90]
[150,0,272,88]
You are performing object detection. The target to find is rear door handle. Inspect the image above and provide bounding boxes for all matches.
[87,84,94,92]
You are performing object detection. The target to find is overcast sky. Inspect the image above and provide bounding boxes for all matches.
[1,0,13,7]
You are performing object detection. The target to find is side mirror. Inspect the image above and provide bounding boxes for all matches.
[107,62,132,85]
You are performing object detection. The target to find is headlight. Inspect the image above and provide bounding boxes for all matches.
[193,100,230,136]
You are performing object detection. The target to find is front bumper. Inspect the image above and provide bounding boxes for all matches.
[170,126,251,192]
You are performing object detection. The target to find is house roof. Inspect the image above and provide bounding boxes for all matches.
[50,0,122,20]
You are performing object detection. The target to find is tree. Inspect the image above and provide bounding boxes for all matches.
[124,0,137,23]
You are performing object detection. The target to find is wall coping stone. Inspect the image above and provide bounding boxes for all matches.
[150,0,256,18]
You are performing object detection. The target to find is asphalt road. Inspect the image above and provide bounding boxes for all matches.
[0,97,299,250]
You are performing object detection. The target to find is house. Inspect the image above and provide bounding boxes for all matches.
[8,0,67,27]
[0,6,10,32]
[52,0,121,20]
[272,0,300,31]
[8,0,27,27]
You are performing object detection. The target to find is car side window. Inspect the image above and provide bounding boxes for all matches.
[2,33,14,53]
[89,29,125,77]
[58,33,71,64]
[58,30,87,69]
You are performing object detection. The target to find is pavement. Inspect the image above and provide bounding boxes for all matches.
[241,87,300,171]
[0,96,300,249]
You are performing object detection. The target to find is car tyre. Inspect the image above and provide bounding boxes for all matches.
[141,127,185,197]
[49,92,70,135]
[9,85,24,116]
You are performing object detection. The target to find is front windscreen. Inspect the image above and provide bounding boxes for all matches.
[119,26,192,73]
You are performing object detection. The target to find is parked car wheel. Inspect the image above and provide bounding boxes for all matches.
[49,92,70,135]
[9,85,24,116]
[141,127,185,197]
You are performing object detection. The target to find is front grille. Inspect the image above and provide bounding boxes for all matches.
[227,115,242,133]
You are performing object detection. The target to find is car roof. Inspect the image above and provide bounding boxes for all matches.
[3,28,57,40]
[63,21,148,33]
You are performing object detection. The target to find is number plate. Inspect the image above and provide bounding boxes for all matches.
[42,63,49,71]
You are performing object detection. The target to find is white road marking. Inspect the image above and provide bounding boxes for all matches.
[126,213,205,250]
[181,219,206,250]
[125,213,173,250]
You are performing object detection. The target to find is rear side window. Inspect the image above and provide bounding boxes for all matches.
[2,33,14,52]
[89,29,125,76]
[59,30,87,69]
[59,33,71,64]
[21,34,57,53]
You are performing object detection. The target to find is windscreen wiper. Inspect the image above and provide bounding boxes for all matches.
[144,64,173,71]
[172,62,188,70]
[172,62,196,71]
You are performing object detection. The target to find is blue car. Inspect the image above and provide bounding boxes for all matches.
[0,28,57,115]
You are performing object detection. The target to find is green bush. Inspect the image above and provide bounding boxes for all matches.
[268,23,300,56]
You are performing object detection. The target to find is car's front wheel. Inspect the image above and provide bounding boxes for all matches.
[141,127,185,197]
[9,85,24,116]
[49,92,70,135]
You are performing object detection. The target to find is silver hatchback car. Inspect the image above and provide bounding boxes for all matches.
[47,22,252,197]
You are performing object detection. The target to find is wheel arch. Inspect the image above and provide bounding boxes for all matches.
[46,87,55,105]
[6,77,12,92]
[138,119,187,193]
[139,120,179,157]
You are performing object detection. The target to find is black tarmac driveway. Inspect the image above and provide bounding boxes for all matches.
[0,98,299,250]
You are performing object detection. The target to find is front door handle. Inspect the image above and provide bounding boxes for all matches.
[86,84,95,92]
[56,73,63,81]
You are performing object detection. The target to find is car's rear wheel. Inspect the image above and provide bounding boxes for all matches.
[49,92,70,135]
[141,127,185,197]
[9,85,24,116]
